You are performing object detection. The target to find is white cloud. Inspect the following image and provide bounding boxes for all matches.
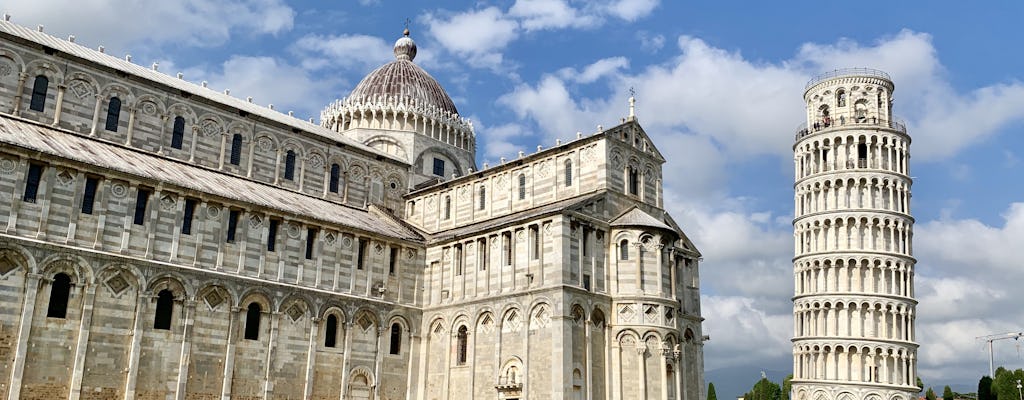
[599,0,660,22]
[702,295,792,370]
[4,0,295,55]
[423,7,519,69]
[509,0,595,31]
[292,34,394,71]
[637,31,666,53]
[557,57,630,84]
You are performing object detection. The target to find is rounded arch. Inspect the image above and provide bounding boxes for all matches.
[0,46,27,73]
[225,121,251,139]
[450,313,472,332]
[0,244,37,274]
[320,304,347,322]
[167,102,199,124]
[237,288,274,311]
[133,93,167,116]
[414,145,465,176]
[95,262,144,291]
[386,314,412,333]
[38,254,93,285]
[279,138,305,155]
[24,59,63,82]
[277,292,314,315]
[99,82,134,104]
[348,365,376,387]
[364,135,408,159]
[146,273,190,298]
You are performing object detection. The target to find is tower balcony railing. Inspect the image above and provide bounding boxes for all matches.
[806,68,891,90]
[795,114,906,141]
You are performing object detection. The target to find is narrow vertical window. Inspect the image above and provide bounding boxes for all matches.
[389,247,398,275]
[284,150,296,180]
[324,314,338,348]
[518,174,526,200]
[104,97,121,132]
[454,244,463,275]
[171,116,185,149]
[503,232,512,266]
[29,75,48,112]
[357,238,367,270]
[478,186,486,210]
[479,238,488,271]
[46,273,71,318]
[329,163,341,193]
[305,228,316,260]
[226,209,240,242]
[620,240,630,260]
[432,158,445,177]
[530,225,539,260]
[153,289,174,330]
[564,159,573,186]
[22,163,44,203]
[628,167,639,195]
[444,195,451,220]
[244,303,261,340]
[267,219,279,252]
[133,187,151,225]
[81,177,99,214]
[389,323,402,355]
[229,134,243,165]
[181,198,196,235]
[456,326,468,365]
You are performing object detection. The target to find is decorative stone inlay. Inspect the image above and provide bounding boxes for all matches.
[516,230,525,242]
[341,236,353,248]
[140,101,158,115]
[350,165,364,180]
[110,182,128,198]
[323,232,337,245]
[457,186,468,201]
[665,308,675,323]
[388,179,400,193]
[200,120,220,137]
[206,205,221,219]
[0,59,12,77]
[357,315,373,331]
[104,273,130,296]
[530,307,550,330]
[426,196,435,207]
[495,173,509,190]
[619,304,636,323]
[203,289,225,310]
[536,159,550,177]
[442,248,451,261]
[249,214,262,229]
[69,79,93,99]
[644,305,658,323]
[286,223,301,239]
[611,151,622,168]
[56,169,75,186]
[479,315,495,334]
[286,304,305,322]
[503,311,521,333]
[0,157,16,174]
[543,222,552,237]
[595,231,604,242]
[581,145,597,162]
[406,248,416,259]
[160,194,176,211]
[308,154,324,169]
[257,136,274,152]
[374,242,384,255]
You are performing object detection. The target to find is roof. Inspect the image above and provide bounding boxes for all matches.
[0,115,422,242]
[610,206,674,231]
[428,193,604,243]
[0,19,406,166]
[347,32,458,115]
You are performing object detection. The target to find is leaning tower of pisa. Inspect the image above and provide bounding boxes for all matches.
[791,69,918,400]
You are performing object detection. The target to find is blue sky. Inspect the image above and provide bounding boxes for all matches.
[7,0,1024,390]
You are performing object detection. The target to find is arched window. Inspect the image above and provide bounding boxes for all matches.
[329,164,341,193]
[153,289,174,330]
[325,314,338,348]
[46,273,71,318]
[29,75,48,112]
[171,116,185,149]
[478,186,486,210]
[627,167,639,195]
[444,195,451,220]
[244,302,261,340]
[836,89,847,107]
[456,325,468,365]
[284,150,296,180]
[518,174,526,200]
[229,134,243,165]
[564,159,573,186]
[104,97,122,132]
[620,240,630,260]
[389,323,402,355]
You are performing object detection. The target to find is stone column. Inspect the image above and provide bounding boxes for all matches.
[157,115,169,154]
[585,318,593,400]
[124,106,137,146]
[611,338,621,400]
[374,325,386,400]
[220,307,239,400]
[51,83,66,126]
[637,343,647,400]
[217,132,228,170]
[123,291,150,400]
[89,95,103,136]
[68,284,97,400]
[188,126,200,163]
[174,299,196,400]
[246,137,257,178]
[303,318,320,399]
[6,273,41,400]
[339,321,353,400]
[11,72,27,115]
[262,312,280,399]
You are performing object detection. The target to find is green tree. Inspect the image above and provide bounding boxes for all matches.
[944,385,955,400]
[783,374,794,400]
[926,387,937,400]
[708,382,718,400]
[979,376,995,400]
[992,368,1024,400]
[918,377,925,392]
[744,378,783,400]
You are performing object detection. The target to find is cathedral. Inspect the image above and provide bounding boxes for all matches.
[0,17,705,400]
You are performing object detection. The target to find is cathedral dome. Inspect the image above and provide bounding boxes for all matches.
[346,30,459,115]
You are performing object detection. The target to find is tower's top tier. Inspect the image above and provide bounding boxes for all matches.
[799,68,900,140]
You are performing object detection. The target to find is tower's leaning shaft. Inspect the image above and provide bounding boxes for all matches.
[792,68,918,400]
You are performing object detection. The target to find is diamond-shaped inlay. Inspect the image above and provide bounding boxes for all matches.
[200,120,220,137]
[619,305,636,323]
[105,273,130,295]
[357,315,373,331]
[69,79,94,99]
[249,214,263,229]
[56,169,75,186]
[323,232,337,246]
[286,304,304,322]
[203,289,225,309]
[644,306,658,323]
[160,194,176,211]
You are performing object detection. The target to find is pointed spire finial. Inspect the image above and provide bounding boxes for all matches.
[628,87,636,121]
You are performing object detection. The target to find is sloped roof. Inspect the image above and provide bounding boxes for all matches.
[610,206,674,231]
[428,193,604,243]
[0,116,421,242]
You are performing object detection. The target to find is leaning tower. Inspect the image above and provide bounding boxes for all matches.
[792,69,918,400]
